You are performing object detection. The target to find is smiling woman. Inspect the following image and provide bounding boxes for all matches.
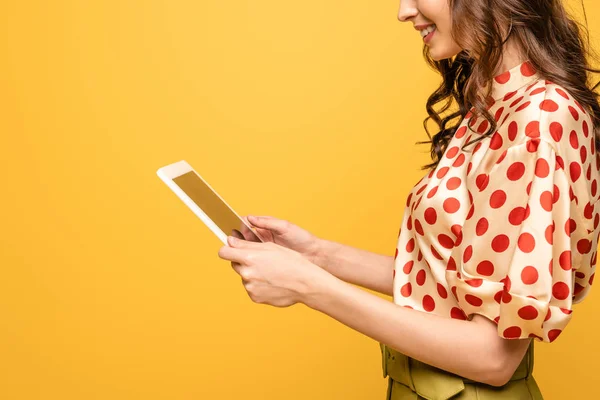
[219,0,600,399]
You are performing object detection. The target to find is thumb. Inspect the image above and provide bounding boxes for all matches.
[247,216,287,235]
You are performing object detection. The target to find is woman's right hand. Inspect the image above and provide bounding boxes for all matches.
[233,215,323,265]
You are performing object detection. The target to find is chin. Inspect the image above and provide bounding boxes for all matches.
[428,44,463,61]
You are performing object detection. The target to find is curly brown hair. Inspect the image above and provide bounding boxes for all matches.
[417,0,600,172]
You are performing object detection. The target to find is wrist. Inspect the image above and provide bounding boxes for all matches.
[307,237,331,267]
[299,265,338,309]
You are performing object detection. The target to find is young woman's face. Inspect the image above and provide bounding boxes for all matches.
[397,0,463,61]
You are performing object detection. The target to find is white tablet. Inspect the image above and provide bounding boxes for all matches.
[156,160,264,245]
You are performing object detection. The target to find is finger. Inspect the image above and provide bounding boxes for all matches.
[238,218,262,242]
[231,262,252,283]
[246,216,288,235]
[227,235,269,249]
[230,229,245,240]
[231,261,246,278]
[218,245,249,263]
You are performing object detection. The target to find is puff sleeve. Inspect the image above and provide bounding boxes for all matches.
[446,137,595,343]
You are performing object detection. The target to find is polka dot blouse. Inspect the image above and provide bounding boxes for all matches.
[392,59,600,343]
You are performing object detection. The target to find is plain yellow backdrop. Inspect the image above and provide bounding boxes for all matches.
[1,1,599,399]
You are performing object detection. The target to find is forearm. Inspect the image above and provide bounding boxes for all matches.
[301,270,525,387]
[310,238,394,297]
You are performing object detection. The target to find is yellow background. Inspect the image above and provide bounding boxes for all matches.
[1,1,599,399]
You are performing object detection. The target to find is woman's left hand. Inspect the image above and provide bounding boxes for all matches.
[217,236,324,307]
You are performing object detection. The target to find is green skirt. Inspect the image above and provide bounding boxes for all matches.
[379,341,544,400]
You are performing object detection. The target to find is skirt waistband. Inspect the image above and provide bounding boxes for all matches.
[379,340,535,400]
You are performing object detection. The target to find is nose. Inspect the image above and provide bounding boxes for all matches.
[398,0,418,22]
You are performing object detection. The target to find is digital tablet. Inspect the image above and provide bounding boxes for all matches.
[156,160,264,245]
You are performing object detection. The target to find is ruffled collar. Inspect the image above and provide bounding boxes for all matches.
[489,59,541,101]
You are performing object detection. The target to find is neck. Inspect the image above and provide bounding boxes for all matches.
[493,35,527,76]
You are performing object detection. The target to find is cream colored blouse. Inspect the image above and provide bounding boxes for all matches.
[392,60,600,343]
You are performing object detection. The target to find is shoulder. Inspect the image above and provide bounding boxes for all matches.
[490,80,599,227]
[499,79,594,153]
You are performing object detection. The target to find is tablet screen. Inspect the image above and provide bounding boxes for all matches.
[172,171,262,242]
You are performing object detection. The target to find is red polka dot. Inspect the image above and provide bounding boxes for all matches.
[455,126,467,138]
[504,90,518,101]
[446,146,459,159]
[518,306,539,320]
[515,101,531,112]
[510,96,524,108]
[475,174,489,191]
[535,158,550,178]
[495,71,511,84]
[540,100,559,112]
[525,121,540,138]
[577,238,592,254]
[570,162,581,182]
[527,137,539,152]
[570,130,579,149]
[436,167,450,179]
[477,260,495,276]
[465,294,483,307]
[518,233,536,253]
[453,154,466,167]
[540,191,553,211]
[508,121,518,140]
[465,279,483,287]
[438,234,455,249]
[400,282,412,297]
[477,120,489,134]
[568,105,580,121]
[443,198,461,213]
[559,251,572,270]
[424,207,437,224]
[556,88,569,100]
[521,61,537,77]
[584,201,594,220]
[548,329,562,342]
[521,266,539,284]
[494,107,505,122]
[474,219,488,237]
[416,269,426,286]
[446,177,461,190]
[504,326,522,338]
[403,260,414,274]
[493,290,502,304]
[414,219,424,235]
[507,162,526,180]
[437,283,448,299]
[530,87,546,96]
[491,235,510,252]
[552,282,570,300]
[490,190,507,208]
[549,122,563,142]
[509,207,527,225]
[450,307,467,320]
[447,257,457,271]
[423,295,436,312]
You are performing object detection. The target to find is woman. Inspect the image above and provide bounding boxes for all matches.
[218,0,600,398]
